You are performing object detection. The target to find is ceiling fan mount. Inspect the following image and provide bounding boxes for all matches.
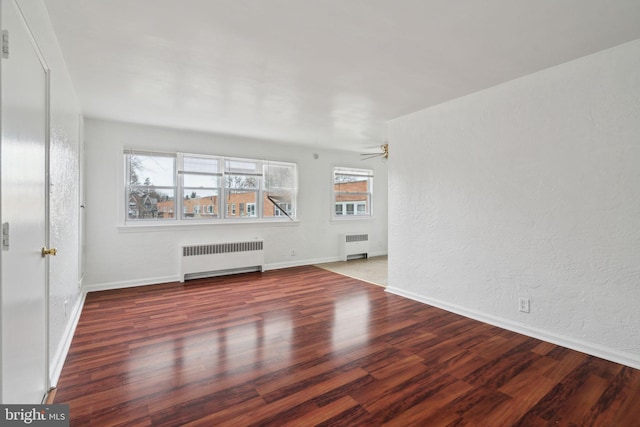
[360,143,388,161]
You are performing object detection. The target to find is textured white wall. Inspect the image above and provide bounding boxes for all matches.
[388,39,640,367]
[13,0,84,385]
[83,118,388,290]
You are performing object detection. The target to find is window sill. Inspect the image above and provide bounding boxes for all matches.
[118,218,300,233]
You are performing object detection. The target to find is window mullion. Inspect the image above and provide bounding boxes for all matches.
[258,172,263,219]
[177,153,184,221]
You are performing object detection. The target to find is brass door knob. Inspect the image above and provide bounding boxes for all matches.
[41,247,57,257]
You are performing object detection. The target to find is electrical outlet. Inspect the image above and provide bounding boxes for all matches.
[519,297,530,313]
[64,300,68,317]
[291,249,296,257]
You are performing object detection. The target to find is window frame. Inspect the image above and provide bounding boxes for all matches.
[331,166,374,220]
[124,149,297,225]
[263,160,297,220]
[179,153,223,220]
[125,151,177,221]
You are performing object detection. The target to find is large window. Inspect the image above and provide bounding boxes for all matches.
[125,150,297,223]
[332,166,373,218]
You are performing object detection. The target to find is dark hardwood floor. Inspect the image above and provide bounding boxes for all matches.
[54,266,640,426]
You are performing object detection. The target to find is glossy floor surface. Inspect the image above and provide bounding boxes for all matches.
[55,266,640,426]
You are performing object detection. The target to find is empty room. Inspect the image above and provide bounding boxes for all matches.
[1,0,639,425]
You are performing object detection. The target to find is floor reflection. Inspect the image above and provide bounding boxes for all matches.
[332,292,371,349]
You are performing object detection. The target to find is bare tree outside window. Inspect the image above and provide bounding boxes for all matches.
[127,154,175,219]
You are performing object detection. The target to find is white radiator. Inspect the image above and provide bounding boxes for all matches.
[340,233,369,261]
[180,240,264,282]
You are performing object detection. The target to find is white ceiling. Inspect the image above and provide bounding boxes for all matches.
[44,0,640,151]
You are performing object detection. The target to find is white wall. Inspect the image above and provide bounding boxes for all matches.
[83,118,388,290]
[3,1,83,386]
[387,39,640,368]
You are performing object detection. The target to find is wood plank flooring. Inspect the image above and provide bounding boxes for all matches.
[54,266,640,426]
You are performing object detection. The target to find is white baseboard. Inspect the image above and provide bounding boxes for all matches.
[83,262,330,292]
[85,253,389,291]
[49,292,86,387]
[84,275,180,293]
[386,286,640,370]
[264,251,387,271]
[367,251,388,258]
[264,256,342,271]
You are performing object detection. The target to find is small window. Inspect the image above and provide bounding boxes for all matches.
[274,202,292,217]
[332,166,373,219]
[247,203,256,217]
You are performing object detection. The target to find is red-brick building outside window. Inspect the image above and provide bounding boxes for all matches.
[333,167,373,218]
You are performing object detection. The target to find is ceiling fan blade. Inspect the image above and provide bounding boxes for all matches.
[360,153,382,160]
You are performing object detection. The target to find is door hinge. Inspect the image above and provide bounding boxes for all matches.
[2,222,9,250]
[2,30,9,58]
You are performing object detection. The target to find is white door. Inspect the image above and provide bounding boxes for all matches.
[1,0,50,403]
